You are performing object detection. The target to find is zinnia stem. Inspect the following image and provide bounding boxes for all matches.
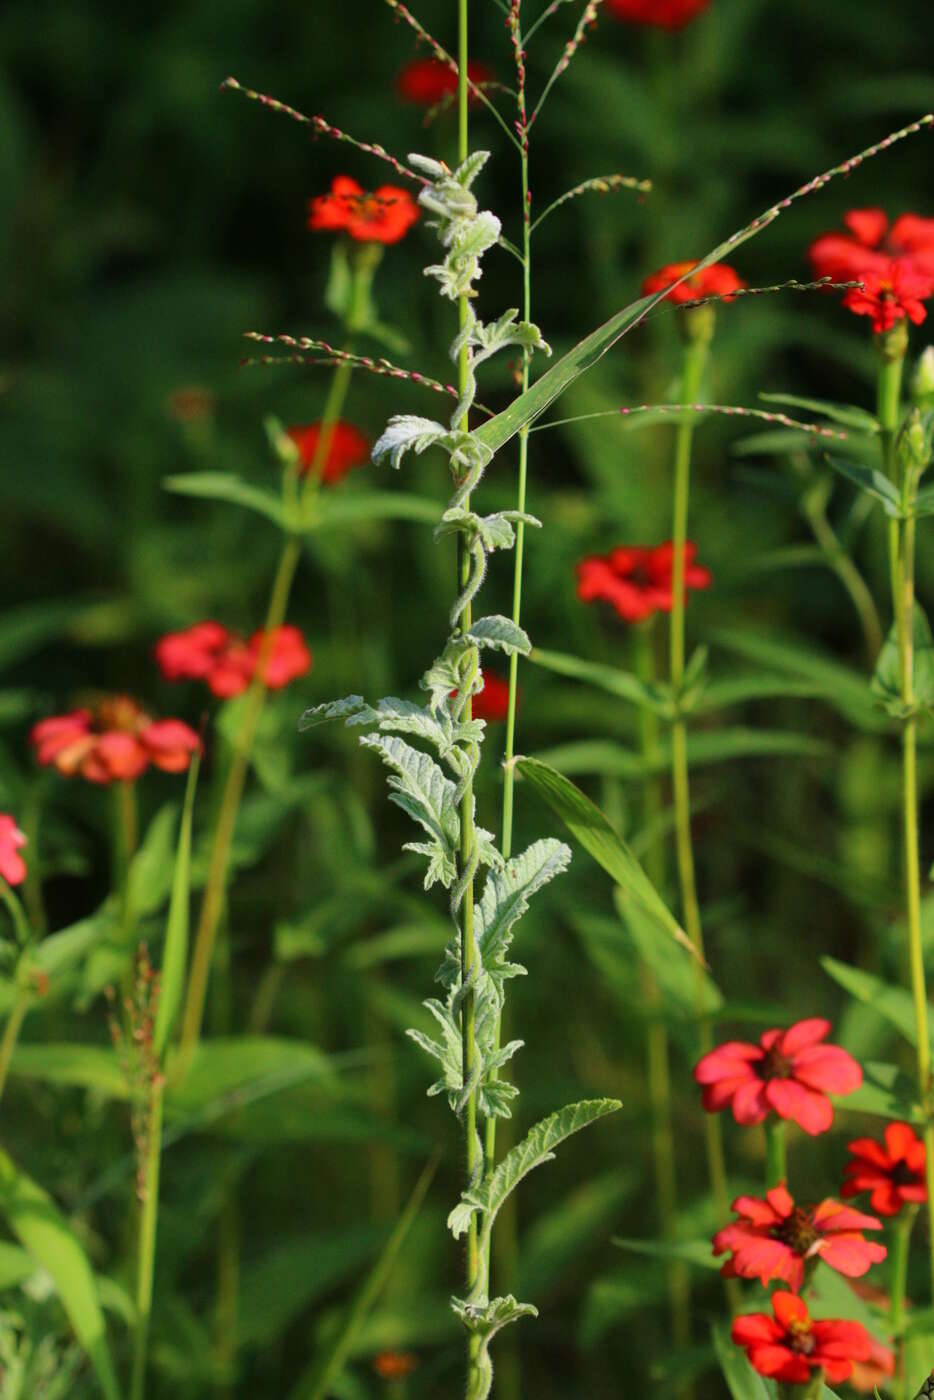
[890,1205,916,1399]
[669,330,735,1288]
[130,1080,164,1400]
[764,1117,787,1190]
[878,342,934,1306]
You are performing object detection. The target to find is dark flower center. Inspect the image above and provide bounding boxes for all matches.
[774,1207,819,1256]
[758,1043,793,1080]
[787,1322,816,1357]
[891,1160,919,1187]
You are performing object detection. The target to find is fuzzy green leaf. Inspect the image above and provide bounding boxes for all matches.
[453,1098,621,1240]
[299,695,371,731]
[468,615,531,656]
[451,1293,538,1341]
[515,757,695,961]
[359,733,460,851]
[475,838,572,977]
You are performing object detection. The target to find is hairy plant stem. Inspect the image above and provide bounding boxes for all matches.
[669,326,734,1295]
[482,12,530,1378]
[890,1205,917,1400]
[130,1081,164,1400]
[764,1117,787,1190]
[176,256,372,1071]
[637,624,691,1357]
[455,8,483,1395]
[879,340,934,1306]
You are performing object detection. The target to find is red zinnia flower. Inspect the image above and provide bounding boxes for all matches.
[396,58,493,106]
[371,1351,418,1380]
[155,623,311,699]
[713,1183,886,1291]
[841,259,934,335]
[576,542,712,624]
[0,815,27,887]
[30,697,201,785]
[605,0,711,30]
[694,1017,862,1135]
[732,1291,871,1385]
[849,1335,896,1393]
[472,669,513,723]
[842,1122,928,1217]
[642,259,745,305]
[285,422,370,484]
[307,176,420,245]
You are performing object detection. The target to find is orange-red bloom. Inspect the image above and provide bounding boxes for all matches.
[0,815,27,886]
[606,0,711,29]
[808,208,934,334]
[732,1291,871,1386]
[842,1122,928,1217]
[396,58,493,106]
[849,1335,897,1393]
[713,1183,885,1291]
[472,669,513,723]
[155,623,311,699]
[576,542,711,624]
[285,422,370,484]
[31,697,201,785]
[308,176,419,245]
[642,259,745,305]
[371,1351,418,1380]
[694,1017,862,1135]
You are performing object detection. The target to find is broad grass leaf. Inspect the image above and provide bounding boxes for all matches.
[835,1059,921,1122]
[165,1036,336,1112]
[712,626,884,731]
[712,1320,771,1400]
[10,1044,127,1097]
[693,673,824,711]
[154,755,199,1059]
[312,491,442,529]
[0,907,118,1015]
[528,647,671,714]
[825,456,902,514]
[760,392,880,433]
[613,894,723,1018]
[516,756,693,957]
[534,729,827,779]
[163,472,288,529]
[0,1238,36,1288]
[822,956,920,1047]
[0,1148,121,1400]
[613,1236,720,1271]
[126,802,179,921]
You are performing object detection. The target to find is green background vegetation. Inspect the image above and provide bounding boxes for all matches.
[3,0,934,1393]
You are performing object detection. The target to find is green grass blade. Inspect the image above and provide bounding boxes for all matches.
[154,755,199,1059]
[0,1148,121,1399]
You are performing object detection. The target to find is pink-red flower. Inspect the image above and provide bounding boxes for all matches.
[307,176,420,245]
[31,697,201,785]
[605,0,711,30]
[694,1017,862,1135]
[713,1183,886,1291]
[285,422,370,485]
[396,57,493,106]
[808,209,934,334]
[155,623,311,699]
[576,542,712,624]
[642,259,745,305]
[732,1291,871,1385]
[0,815,27,887]
[450,669,515,723]
[842,1122,928,1217]
[849,1335,896,1393]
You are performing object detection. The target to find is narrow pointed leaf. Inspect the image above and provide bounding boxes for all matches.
[154,754,199,1058]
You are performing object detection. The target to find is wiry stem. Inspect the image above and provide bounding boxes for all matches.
[130,1083,164,1400]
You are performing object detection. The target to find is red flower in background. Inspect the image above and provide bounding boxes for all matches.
[371,1352,418,1380]
[576,542,711,624]
[285,422,370,484]
[694,1018,862,1134]
[642,259,746,305]
[732,1291,871,1385]
[849,1335,897,1393]
[0,815,27,887]
[842,1122,928,1217]
[397,58,493,106]
[31,697,200,785]
[713,1183,885,1291]
[606,0,711,29]
[808,208,934,334]
[472,670,513,723]
[307,176,419,245]
[155,624,311,699]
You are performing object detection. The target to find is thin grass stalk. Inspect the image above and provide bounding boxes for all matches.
[669,332,734,1279]
[130,1081,164,1400]
[455,6,484,1392]
[636,624,691,1356]
[879,342,934,1304]
[890,1205,916,1400]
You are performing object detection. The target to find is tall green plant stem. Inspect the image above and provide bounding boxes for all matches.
[0,987,29,1109]
[637,624,691,1354]
[176,276,367,1069]
[879,341,934,1305]
[130,1081,164,1400]
[890,1206,917,1400]
[455,7,482,1393]
[669,327,733,1262]
[764,1117,786,1189]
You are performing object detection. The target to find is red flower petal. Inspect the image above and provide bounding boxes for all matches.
[764,1077,833,1134]
[843,208,889,249]
[793,1044,862,1094]
[778,1017,831,1055]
